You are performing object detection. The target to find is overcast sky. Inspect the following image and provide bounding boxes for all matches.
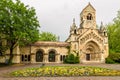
[20,0,120,41]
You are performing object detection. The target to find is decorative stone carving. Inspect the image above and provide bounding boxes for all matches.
[80,32,103,44]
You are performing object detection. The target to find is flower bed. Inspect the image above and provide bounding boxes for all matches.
[11,66,120,77]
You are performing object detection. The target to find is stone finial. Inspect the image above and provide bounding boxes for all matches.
[73,18,75,23]
[88,2,90,5]
[71,18,76,27]
[100,21,104,30]
[70,18,77,33]
[101,21,103,27]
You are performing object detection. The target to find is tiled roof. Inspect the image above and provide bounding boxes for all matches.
[30,41,70,47]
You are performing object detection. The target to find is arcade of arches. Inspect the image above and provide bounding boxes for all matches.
[19,41,69,63]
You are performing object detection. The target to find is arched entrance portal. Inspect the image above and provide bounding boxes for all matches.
[49,51,55,62]
[36,50,44,62]
[84,41,101,61]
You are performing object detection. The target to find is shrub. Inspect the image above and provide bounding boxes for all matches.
[64,54,79,64]
[105,57,115,64]
[106,53,120,63]
[111,53,120,63]
[74,56,80,63]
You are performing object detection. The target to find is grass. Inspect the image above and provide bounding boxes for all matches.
[10,66,120,77]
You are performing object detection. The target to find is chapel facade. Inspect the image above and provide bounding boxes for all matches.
[66,3,109,63]
[0,3,109,64]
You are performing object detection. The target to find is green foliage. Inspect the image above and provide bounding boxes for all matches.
[74,56,80,63]
[39,32,58,41]
[64,54,79,64]
[110,53,120,63]
[107,9,120,53]
[11,66,120,77]
[105,57,115,64]
[106,53,120,64]
[106,9,120,64]
[0,0,40,64]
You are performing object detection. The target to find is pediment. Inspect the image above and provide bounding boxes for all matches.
[78,29,104,45]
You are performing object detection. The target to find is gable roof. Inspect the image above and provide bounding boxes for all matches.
[81,2,96,14]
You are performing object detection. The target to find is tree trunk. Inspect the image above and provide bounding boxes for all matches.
[8,46,14,65]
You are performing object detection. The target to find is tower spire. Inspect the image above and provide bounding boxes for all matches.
[70,18,77,33]
[73,18,75,24]
[101,21,103,26]
[100,21,104,30]
[72,18,76,27]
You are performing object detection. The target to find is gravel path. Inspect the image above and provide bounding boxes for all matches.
[0,63,120,80]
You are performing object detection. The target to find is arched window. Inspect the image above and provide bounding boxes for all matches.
[28,55,30,61]
[104,32,106,36]
[74,29,77,34]
[21,55,24,61]
[60,55,62,61]
[21,54,31,62]
[36,50,43,62]
[24,55,28,61]
[63,55,65,61]
[87,13,92,20]
[49,51,55,62]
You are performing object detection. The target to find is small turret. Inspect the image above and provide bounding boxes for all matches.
[70,18,77,34]
[99,22,107,36]
[100,22,104,31]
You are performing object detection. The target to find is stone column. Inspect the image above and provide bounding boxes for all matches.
[101,53,105,63]
[56,53,60,63]
[44,53,48,63]
[100,51,105,63]
[31,53,35,63]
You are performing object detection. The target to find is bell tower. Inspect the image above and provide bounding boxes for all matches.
[80,3,96,29]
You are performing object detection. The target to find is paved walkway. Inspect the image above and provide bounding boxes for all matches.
[0,63,120,80]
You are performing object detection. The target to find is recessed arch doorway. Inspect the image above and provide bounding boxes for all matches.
[48,50,56,62]
[36,50,44,62]
[84,41,101,61]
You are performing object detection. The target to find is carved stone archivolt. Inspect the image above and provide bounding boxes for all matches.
[82,41,102,61]
[80,32,103,44]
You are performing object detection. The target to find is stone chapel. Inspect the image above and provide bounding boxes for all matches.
[66,3,109,63]
[0,3,109,64]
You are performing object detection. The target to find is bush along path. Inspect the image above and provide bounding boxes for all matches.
[11,66,120,77]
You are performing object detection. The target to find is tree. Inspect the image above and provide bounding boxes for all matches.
[106,9,120,63]
[0,0,40,64]
[39,32,58,41]
[107,10,120,53]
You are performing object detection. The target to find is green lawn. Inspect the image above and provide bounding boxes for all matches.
[11,66,120,77]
